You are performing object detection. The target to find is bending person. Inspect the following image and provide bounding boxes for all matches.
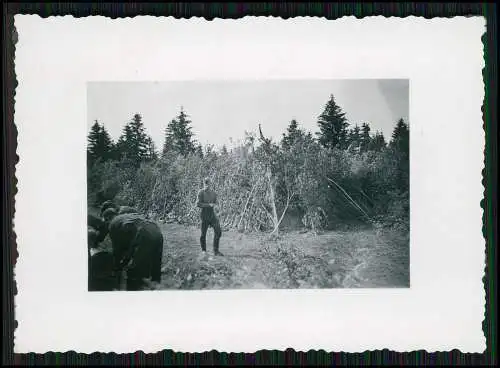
[102,209,164,291]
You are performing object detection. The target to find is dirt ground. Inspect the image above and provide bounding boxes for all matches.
[154,222,410,290]
[90,203,409,290]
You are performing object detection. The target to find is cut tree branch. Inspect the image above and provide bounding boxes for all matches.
[326,176,372,222]
[238,178,261,229]
[270,191,295,235]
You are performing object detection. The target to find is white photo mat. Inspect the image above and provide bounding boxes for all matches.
[13,15,486,353]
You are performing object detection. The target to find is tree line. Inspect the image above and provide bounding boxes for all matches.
[88,94,409,233]
[87,107,199,166]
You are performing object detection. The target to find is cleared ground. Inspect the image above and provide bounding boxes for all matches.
[154,222,409,290]
[91,203,409,290]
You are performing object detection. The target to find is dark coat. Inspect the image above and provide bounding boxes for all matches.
[89,249,116,291]
[118,206,139,215]
[108,213,164,290]
[88,213,108,243]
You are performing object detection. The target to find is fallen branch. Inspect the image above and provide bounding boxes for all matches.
[358,188,375,206]
[326,176,372,223]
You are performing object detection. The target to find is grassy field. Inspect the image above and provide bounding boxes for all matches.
[154,222,409,290]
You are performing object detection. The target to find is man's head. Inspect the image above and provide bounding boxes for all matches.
[102,208,118,225]
[100,200,117,217]
[203,176,211,189]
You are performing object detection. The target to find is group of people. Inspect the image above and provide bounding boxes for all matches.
[88,176,224,291]
[88,202,164,291]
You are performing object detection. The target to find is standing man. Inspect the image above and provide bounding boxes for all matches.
[197,177,223,256]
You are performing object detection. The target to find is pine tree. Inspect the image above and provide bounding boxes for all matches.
[347,124,361,152]
[389,118,410,192]
[390,118,409,156]
[116,113,151,164]
[176,107,196,155]
[87,121,101,163]
[87,120,114,164]
[316,94,349,150]
[116,124,131,157]
[282,119,310,151]
[368,131,387,152]
[145,136,158,161]
[162,107,196,157]
[162,119,177,156]
[129,113,149,159]
[99,124,114,160]
[360,122,372,152]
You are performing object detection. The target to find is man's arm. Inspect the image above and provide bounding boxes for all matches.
[118,229,141,269]
[119,243,138,269]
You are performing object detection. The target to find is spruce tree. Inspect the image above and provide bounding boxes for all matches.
[281,119,303,150]
[360,122,372,152]
[99,124,114,160]
[116,113,151,165]
[316,94,349,150]
[87,120,114,164]
[145,136,158,161]
[130,113,150,159]
[390,118,409,156]
[162,107,196,157]
[389,118,410,192]
[347,124,361,151]
[176,107,196,155]
[368,131,387,152]
[162,119,177,156]
[116,124,132,158]
[87,121,101,163]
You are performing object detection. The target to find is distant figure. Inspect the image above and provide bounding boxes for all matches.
[196,177,223,256]
[88,228,116,291]
[102,209,163,291]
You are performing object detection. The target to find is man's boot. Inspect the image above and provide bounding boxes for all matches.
[200,235,207,252]
[213,234,223,256]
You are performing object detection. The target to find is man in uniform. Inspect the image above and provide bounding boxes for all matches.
[102,208,164,291]
[196,177,223,256]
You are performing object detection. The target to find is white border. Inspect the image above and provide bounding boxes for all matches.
[13,16,486,353]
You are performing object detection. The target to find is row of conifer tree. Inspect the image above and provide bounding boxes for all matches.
[87,94,409,232]
[87,94,409,167]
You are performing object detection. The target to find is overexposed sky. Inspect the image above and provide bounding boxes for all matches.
[87,79,408,150]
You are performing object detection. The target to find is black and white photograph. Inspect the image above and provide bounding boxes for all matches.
[13,15,486,354]
[87,80,410,291]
